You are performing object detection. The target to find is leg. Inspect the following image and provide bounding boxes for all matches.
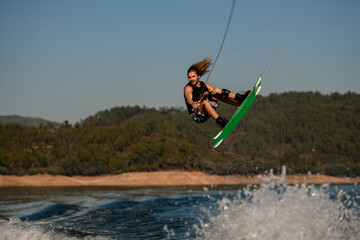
[217,95,239,107]
[198,100,219,120]
[211,88,250,107]
[210,88,239,107]
[198,100,228,128]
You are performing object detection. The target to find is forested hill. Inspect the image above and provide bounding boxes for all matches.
[1,91,359,177]
[0,115,60,128]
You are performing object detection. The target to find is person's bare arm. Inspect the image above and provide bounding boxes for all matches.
[184,86,199,110]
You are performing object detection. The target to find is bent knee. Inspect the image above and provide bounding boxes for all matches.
[201,100,212,107]
[212,88,222,95]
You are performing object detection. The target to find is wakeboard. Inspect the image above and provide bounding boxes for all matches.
[212,75,262,148]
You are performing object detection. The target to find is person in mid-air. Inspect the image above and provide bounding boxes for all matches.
[184,56,250,128]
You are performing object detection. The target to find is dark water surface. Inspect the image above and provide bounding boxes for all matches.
[1,182,359,239]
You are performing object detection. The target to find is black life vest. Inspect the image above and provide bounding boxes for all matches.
[184,81,216,114]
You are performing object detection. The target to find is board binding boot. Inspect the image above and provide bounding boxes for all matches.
[235,90,251,103]
[216,116,228,128]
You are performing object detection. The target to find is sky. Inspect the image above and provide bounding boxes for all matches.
[1,0,359,124]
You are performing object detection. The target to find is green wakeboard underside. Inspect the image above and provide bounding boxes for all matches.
[212,76,262,149]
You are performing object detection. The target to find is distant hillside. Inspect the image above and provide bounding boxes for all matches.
[0,115,60,128]
[0,91,359,177]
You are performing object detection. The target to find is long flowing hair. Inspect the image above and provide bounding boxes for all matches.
[187,56,212,77]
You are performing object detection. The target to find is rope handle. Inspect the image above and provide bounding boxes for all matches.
[191,91,209,111]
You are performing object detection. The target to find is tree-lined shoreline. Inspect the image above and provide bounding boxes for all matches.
[1,91,359,177]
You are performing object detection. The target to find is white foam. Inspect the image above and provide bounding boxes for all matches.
[0,218,109,240]
[195,167,360,240]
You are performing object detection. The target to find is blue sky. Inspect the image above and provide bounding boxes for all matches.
[1,0,359,123]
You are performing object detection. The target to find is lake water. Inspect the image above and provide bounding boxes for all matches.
[0,176,359,239]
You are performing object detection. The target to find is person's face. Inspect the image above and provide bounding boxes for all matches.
[188,71,200,85]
